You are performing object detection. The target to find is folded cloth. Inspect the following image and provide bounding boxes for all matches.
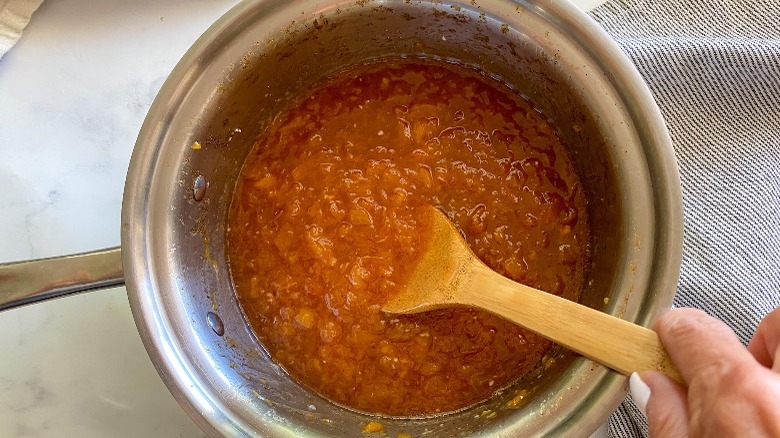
[0,0,44,59]
[589,0,780,436]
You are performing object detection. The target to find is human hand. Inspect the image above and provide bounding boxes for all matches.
[629,307,780,437]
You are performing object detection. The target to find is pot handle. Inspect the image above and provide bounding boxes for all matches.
[0,247,124,312]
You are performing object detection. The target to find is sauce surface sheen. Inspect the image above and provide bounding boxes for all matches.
[227,59,590,416]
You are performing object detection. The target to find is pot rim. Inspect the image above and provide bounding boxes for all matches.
[122,0,683,436]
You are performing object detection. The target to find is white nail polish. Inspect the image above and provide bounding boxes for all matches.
[629,372,651,416]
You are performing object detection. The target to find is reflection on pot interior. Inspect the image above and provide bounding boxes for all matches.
[226,58,591,416]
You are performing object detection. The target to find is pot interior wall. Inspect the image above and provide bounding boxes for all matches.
[148,1,650,436]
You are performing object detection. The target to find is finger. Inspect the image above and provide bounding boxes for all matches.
[654,308,754,383]
[640,371,689,438]
[747,306,780,371]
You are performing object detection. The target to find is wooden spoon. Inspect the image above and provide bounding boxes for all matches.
[383,206,683,384]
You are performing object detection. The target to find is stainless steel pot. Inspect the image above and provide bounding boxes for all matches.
[0,0,683,436]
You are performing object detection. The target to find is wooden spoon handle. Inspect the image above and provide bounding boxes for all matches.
[464,265,683,384]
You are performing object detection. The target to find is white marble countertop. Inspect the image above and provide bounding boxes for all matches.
[0,1,239,436]
[0,0,606,436]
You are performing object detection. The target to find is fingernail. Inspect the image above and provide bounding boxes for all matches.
[629,372,651,416]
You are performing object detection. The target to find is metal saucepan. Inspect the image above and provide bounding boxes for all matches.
[0,0,683,436]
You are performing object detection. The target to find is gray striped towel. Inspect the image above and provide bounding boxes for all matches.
[589,0,780,435]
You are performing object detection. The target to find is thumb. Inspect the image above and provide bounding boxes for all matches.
[631,371,689,437]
